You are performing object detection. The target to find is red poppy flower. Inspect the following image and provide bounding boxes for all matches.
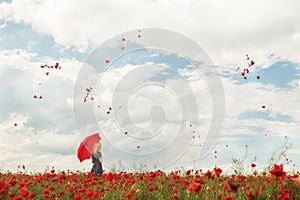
[187,182,202,193]
[269,164,286,178]
[214,168,223,177]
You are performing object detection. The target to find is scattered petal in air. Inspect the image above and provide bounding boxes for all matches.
[46,72,49,76]
[33,95,38,99]
[256,75,260,79]
[246,54,249,60]
[14,123,17,126]
[124,132,128,135]
[226,144,228,147]
[138,35,141,38]
[137,145,140,149]
[90,97,94,101]
[121,47,125,50]
[109,107,112,111]
[106,111,110,115]
[98,105,100,108]
[121,38,126,42]
[250,60,255,66]
[39,95,43,99]
[244,76,247,79]
[261,105,266,108]
[105,60,110,64]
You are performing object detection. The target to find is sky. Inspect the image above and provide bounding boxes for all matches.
[0,0,300,174]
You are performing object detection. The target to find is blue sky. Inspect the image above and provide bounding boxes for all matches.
[1,0,300,174]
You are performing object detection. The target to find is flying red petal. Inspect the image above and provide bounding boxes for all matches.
[105,60,110,64]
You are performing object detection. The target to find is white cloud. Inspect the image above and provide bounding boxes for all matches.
[1,0,300,65]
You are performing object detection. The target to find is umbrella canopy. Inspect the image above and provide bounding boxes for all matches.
[77,133,101,162]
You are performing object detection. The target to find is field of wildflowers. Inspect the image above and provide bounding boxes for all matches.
[1,164,299,200]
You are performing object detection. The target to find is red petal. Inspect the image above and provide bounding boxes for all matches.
[250,60,255,66]
[138,35,141,38]
[105,60,110,63]
[256,75,260,79]
[121,47,125,50]
[33,95,38,99]
[39,96,43,99]
[46,72,49,76]
[107,111,110,115]
[122,38,126,41]
[14,123,17,126]
[137,145,140,149]
[261,105,266,108]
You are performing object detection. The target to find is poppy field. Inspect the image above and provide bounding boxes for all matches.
[1,164,299,200]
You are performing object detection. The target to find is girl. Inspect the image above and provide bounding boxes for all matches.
[91,143,103,175]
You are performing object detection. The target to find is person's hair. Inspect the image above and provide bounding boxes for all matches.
[92,143,101,154]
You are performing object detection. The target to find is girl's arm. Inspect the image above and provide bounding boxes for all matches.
[99,156,103,164]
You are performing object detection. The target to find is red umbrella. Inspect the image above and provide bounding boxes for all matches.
[77,133,101,162]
